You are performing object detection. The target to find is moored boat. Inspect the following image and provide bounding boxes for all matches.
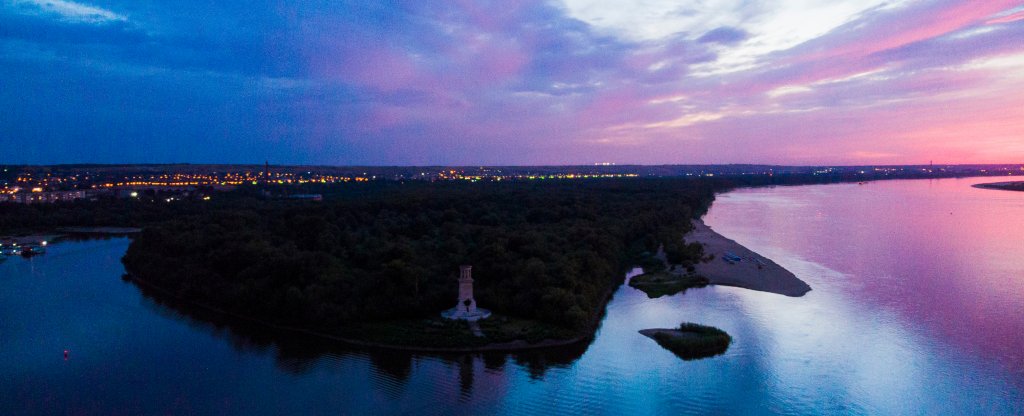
[20,245,46,257]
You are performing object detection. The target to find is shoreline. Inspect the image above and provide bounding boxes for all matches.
[688,219,811,297]
[16,217,808,353]
[0,234,63,245]
[1,227,142,246]
[125,272,613,353]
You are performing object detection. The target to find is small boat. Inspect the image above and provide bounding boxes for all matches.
[723,252,742,263]
[20,245,45,257]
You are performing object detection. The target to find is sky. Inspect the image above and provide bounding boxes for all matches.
[1,0,1023,165]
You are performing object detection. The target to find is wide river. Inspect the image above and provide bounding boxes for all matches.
[3,177,1023,415]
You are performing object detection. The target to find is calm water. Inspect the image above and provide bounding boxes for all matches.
[3,177,1023,415]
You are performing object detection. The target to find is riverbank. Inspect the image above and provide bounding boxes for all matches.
[0,234,62,245]
[1,227,142,246]
[972,181,1024,192]
[125,272,614,353]
[122,216,811,353]
[689,219,811,297]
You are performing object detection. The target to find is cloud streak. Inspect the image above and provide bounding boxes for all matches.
[0,0,1022,164]
[8,0,125,24]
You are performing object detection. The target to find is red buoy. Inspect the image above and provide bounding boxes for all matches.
[64,350,69,360]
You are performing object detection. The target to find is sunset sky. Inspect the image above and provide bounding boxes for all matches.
[2,0,1023,165]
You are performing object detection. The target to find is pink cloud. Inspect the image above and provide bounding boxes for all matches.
[800,1,1020,62]
[987,10,1024,25]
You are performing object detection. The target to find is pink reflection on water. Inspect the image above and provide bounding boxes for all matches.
[706,177,1024,380]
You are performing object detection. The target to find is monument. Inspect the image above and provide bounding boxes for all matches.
[441,265,491,321]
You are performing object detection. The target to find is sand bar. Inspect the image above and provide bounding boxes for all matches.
[972,181,1024,192]
[688,219,811,297]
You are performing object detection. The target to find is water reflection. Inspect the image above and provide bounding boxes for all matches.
[135,265,600,398]
[706,177,1024,381]
[3,177,1024,414]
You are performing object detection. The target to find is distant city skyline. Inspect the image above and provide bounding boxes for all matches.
[1,1,1023,165]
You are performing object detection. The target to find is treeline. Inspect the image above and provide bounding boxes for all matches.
[119,179,716,335]
[0,199,183,234]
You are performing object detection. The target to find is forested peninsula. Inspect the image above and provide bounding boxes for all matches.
[2,174,854,349]
[110,179,713,348]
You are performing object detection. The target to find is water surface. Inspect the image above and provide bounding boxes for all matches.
[2,177,1022,414]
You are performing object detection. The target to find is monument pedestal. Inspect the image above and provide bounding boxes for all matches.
[441,305,491,321]
[440,265,491,321]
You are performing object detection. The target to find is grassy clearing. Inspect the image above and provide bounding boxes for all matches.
[628,272,709,298]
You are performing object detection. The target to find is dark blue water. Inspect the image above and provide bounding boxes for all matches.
[3,177,1023,414]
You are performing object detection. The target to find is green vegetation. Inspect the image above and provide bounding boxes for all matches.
[96,179,716,346]
[629,272,709,298]
[646,322,732,360]
[0,197,200,235]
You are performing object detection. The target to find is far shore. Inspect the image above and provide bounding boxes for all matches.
[688,219,811,297]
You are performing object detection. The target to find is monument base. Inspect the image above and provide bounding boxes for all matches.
[441,307,492,321]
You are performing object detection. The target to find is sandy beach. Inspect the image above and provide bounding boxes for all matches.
[972,181,1024,192]
[688,219,811,297]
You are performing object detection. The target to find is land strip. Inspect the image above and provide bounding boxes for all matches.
[689,219,811,297]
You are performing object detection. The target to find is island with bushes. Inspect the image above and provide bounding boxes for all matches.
[640,322,732,360]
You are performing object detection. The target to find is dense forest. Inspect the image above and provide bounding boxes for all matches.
[12,173,905,344]
[115,179,715,338]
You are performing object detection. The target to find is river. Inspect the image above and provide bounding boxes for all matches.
[2,176,1022,414]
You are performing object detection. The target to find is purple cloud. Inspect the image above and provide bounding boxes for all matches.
[0,0,1022,164]
[697,27,748,45]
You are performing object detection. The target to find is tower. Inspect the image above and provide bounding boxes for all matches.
[441,265,490,321]
[457,265,477,313]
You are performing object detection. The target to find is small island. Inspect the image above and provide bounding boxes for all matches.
[640,322,732,360]
[973,181,1024,192]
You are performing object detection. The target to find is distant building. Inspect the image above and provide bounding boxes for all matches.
[441,265,491,321]
[3,190,88,204]
[288,194,323,201]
